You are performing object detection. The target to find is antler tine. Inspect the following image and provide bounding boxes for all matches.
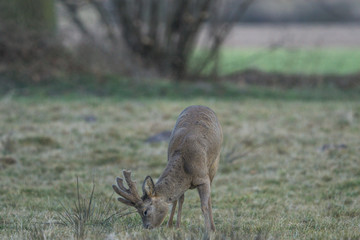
[115,177,129,193]
[112,170,142,207]
[123,170,142,201]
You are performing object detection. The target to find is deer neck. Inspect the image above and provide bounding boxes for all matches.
[154,156,191,203]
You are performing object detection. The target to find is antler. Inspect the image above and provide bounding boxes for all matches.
[112,170,143,208]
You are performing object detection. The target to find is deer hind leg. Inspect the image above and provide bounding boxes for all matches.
[167,200,177,227]
[197,181,215,231]
[208,194,215,230]
[176,194,185,228]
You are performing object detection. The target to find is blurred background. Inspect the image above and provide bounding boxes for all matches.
[1,2,360,238]
[0,0,360,92]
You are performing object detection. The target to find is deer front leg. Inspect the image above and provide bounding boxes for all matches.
[167,200,177,227]
[197,181,215,231]
[176,194,185,228]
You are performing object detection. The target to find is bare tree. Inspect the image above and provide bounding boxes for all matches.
[0,0,72,81]
[59,0,255,80]
[0,0,56,31]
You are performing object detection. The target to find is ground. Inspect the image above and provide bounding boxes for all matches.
[1,91,359,239]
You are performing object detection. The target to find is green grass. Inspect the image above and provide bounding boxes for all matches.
[1,74,360,102]
[1,85,360,239]
[193,48,360,76]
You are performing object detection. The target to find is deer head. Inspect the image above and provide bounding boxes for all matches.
[112,170,168,229]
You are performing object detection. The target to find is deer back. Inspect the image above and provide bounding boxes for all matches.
[167,105,223,186]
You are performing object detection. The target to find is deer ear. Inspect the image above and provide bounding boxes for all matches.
[142,176,155,197]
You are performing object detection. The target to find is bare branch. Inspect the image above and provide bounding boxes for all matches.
[59,0,256,80]
[59,0,93,39]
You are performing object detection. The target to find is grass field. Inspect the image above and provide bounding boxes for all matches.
[1,82,360,239]
[193,48,360,76]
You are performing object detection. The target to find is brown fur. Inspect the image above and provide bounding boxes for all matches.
[113,105,223,231]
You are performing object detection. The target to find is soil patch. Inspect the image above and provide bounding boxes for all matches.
[0,157,17,169]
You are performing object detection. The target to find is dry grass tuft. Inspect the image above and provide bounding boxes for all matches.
[57,178,133,239]
[1,132,16,156]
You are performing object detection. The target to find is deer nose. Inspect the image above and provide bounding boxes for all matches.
[144,224,150,229]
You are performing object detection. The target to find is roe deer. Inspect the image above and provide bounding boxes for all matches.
[112,105,223,231]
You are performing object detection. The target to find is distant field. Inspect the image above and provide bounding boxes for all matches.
[1,91,360,239]
[196,24,360,76]
[218,48,360,76]
[221,24,360,48]
[193,48,360,76]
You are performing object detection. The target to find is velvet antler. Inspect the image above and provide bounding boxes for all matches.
[112,170,143,208]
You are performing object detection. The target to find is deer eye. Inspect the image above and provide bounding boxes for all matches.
[144,209,148,216]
